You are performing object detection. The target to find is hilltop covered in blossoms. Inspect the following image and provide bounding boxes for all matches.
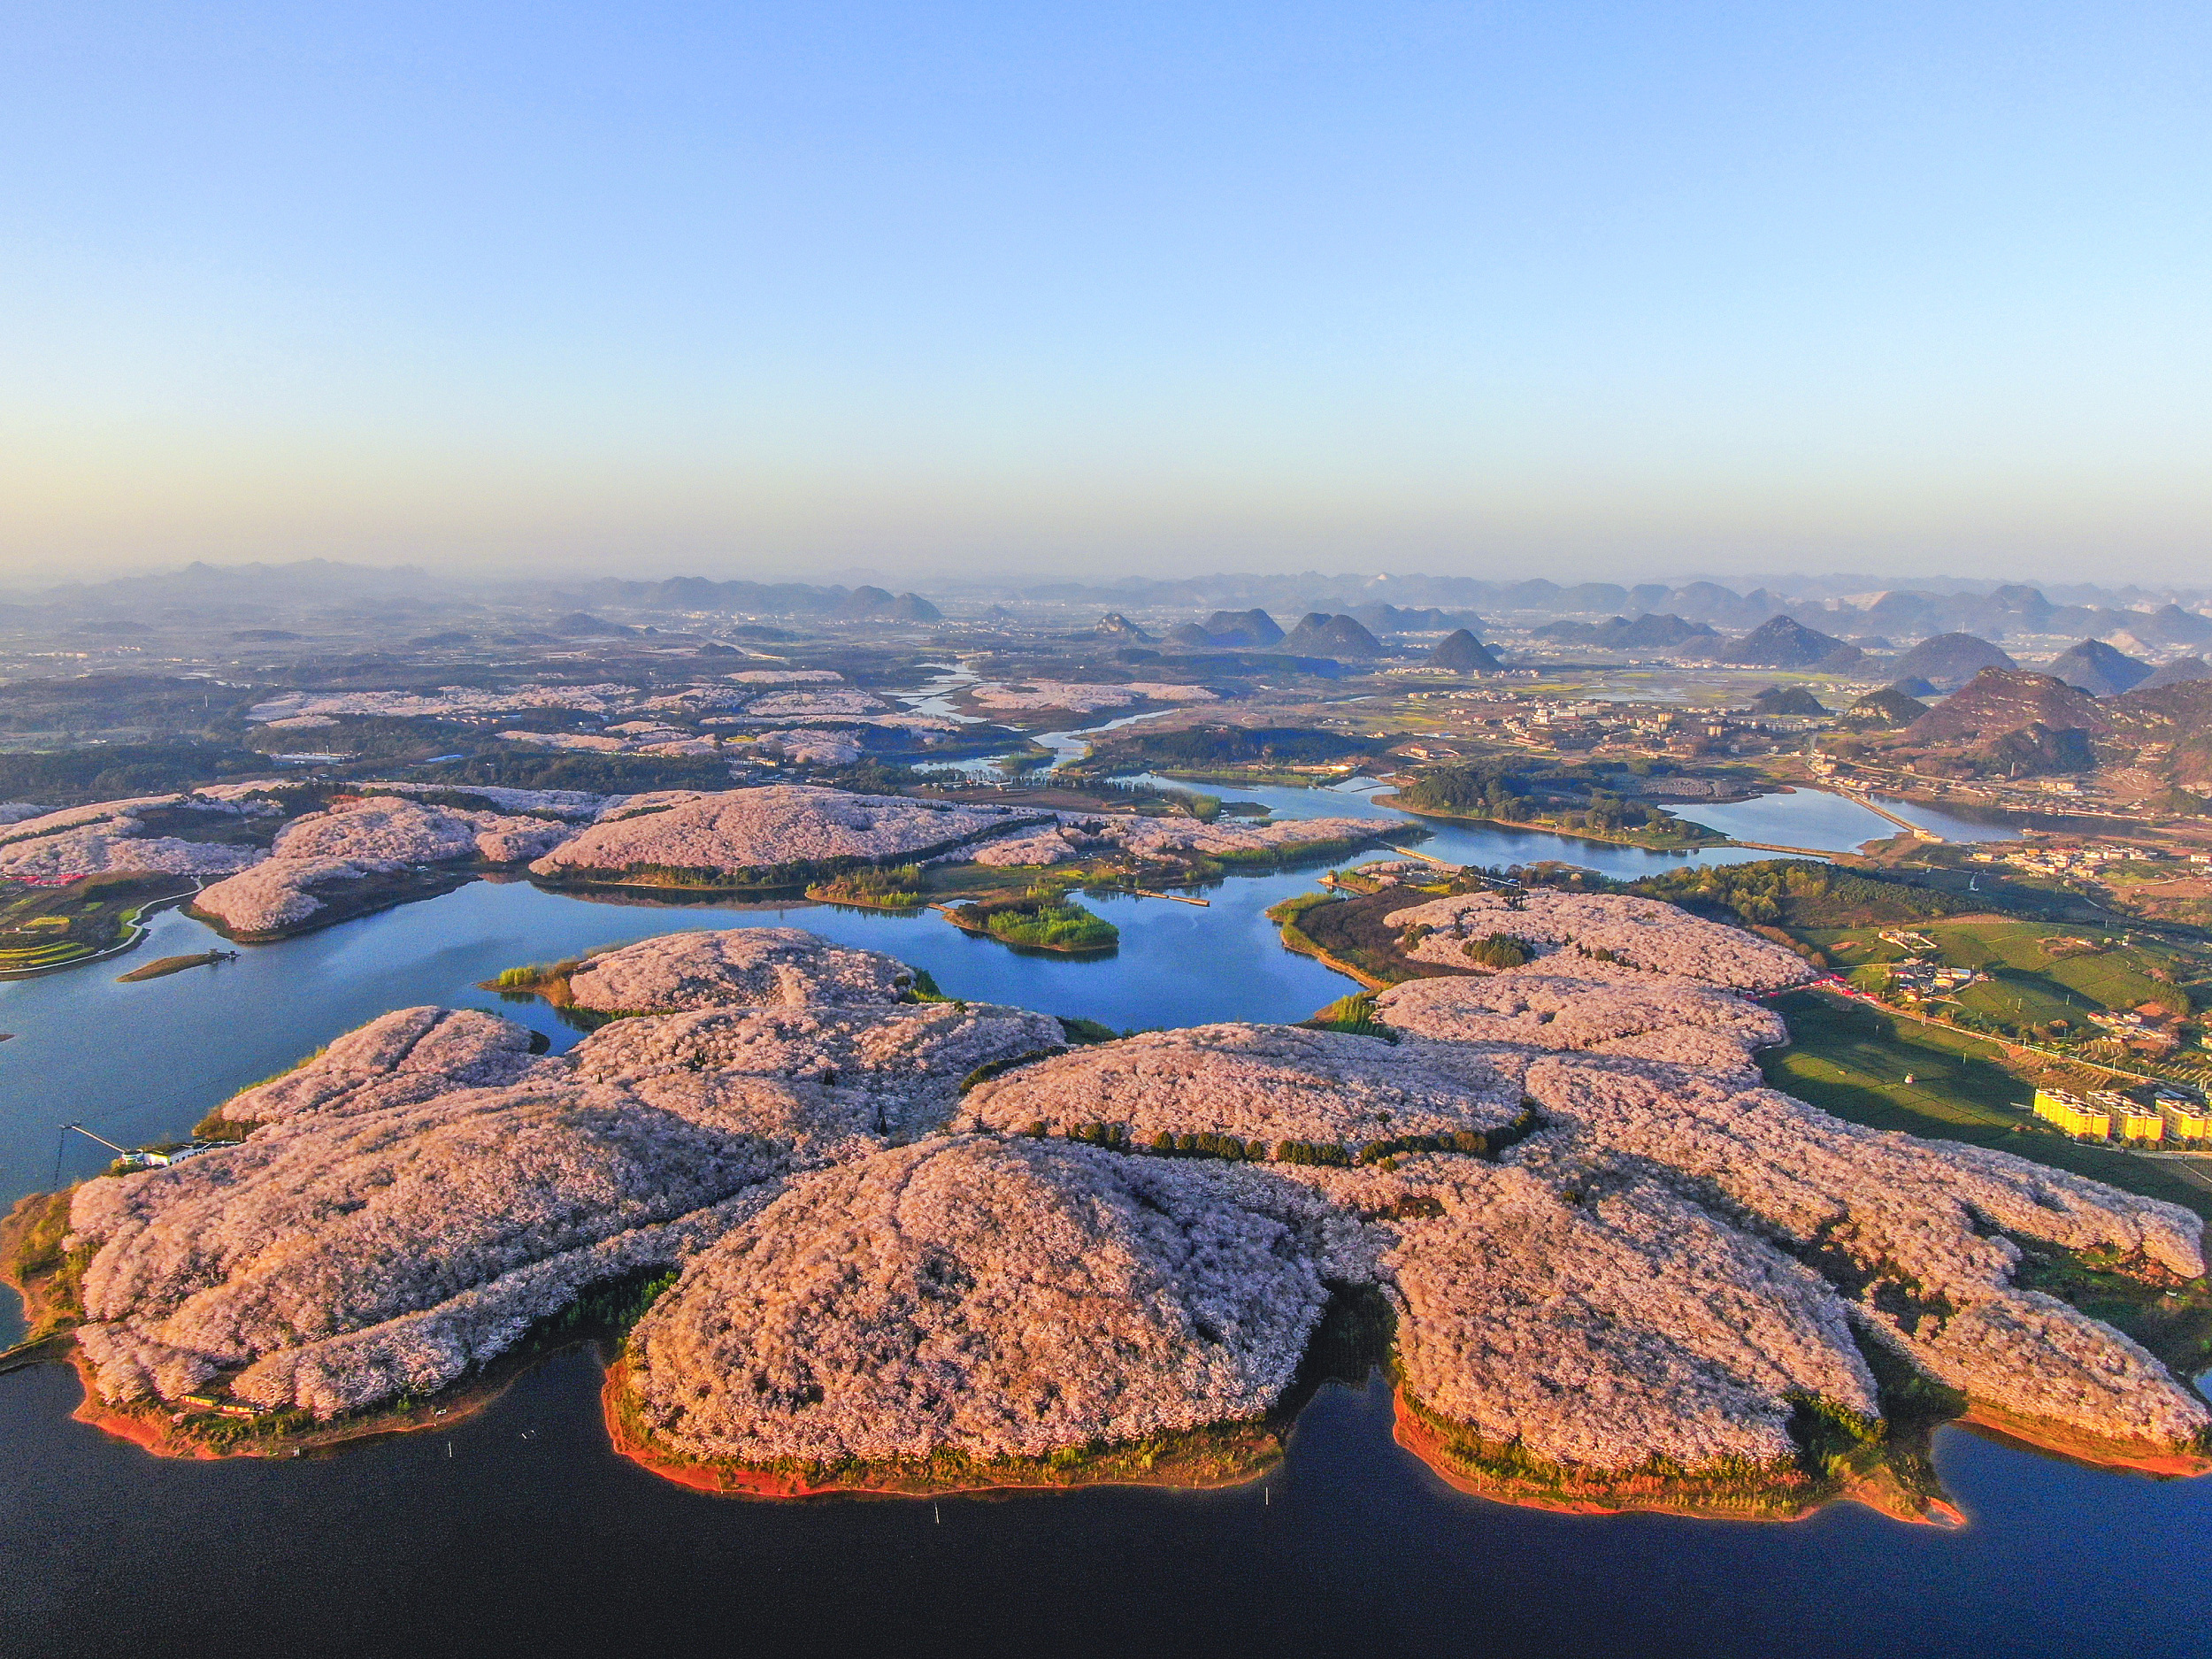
[1388,1162,1879,1474]
[1510,1053,2207,1450]
[529,787,1046,884]
[965,680,1219,713]
[27,895,2211,1513]
[193,796,575,936]
[968,810,1396,868]
[569,998,1064,1141]
[1374,958,1789,1079]
[961,1024,1522,1153]
[627,1136,1325,1469]
[247,685,640,723]
[737,689,891,719]
[0,795,273,882]
[1386,888,1816,991]
[564,926,918,1012]
[0,777,1406,956]
[61,933,1062,1420]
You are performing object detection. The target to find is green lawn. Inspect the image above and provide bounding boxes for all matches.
[1808,919,2191,1010]
[1805,915,2198,1042]
[1953,974,2085,1028]
[1924,920,2186,1014]
[1763,990,2212,1221]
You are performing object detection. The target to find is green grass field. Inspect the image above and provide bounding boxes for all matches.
[1808,917,2196,1034]
[1929,920,2184,1011]
[1952,975,2085,1028]
[1763,990,2212,1221]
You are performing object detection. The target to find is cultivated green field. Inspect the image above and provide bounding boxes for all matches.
[1807,917,2197,1041]
[1763,990,2212,1221]
[1816,918,2183,990]
[0,873,195,977]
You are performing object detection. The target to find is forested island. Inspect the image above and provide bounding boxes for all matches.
[944,893,1119,952]
[1386,757,1729,850]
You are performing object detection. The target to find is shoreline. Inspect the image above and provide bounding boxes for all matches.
[1388,1388,1858,1525]
[116,949,236,983]
[1266,889,1471,992]
[1378,795,1730,855]
[188,865,479,945]
[932,906,1119,956]
[1955,1401,2212,1479]
[0,882,199,981]
[13,1273,2202,1519]
[62,1344,554,1462]
[1389,1386,1978,1527]
[534,813,1064,900]
[598,1356,1282,1500]
[1271,910,1391,990]
[802,887,925,912]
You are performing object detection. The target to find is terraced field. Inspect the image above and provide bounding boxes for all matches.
[0,874,196,978]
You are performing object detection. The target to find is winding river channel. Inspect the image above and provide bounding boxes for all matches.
[9,760,2200,1659]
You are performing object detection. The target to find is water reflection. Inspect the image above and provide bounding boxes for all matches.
[888,660,986,721]
[4,1335,2208,1658]
[1112,774,1790,877]
[1686,787,2021,852]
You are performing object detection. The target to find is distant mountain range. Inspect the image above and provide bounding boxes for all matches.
[7,560,2208,652]
[1888,633,2016,690]
[569,579,942,622]
[1714,615,1863,671]
[1343,603,1488,634]
[1887,668,2212,787]
[1532,613,1717,649]
[1006,572,2212,650]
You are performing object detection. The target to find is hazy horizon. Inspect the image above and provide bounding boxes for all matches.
[4,3,2207,586]
[7,552,2207,606]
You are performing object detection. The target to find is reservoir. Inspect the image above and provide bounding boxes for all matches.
[4,783,2186,1659]
[1671,787,2023,852]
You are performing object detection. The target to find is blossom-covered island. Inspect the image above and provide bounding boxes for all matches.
[7,897,2208,1520]
[0,780,1405,962]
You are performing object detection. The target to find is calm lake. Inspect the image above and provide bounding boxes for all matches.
[8,782,2193,1659]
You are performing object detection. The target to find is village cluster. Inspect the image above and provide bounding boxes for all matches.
[1394,689,1826,760]
[1972,842,2211,881]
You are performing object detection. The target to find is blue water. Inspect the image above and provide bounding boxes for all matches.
[0,788,2197,1658]
[0,783,1832,1215]
[1153,771,2021,858]
[1868,793,2028,844]
[0,874,1354,1215]
[1119,772,1795,874]
[1682,787,2024,852]
[4,1347,2208,1658]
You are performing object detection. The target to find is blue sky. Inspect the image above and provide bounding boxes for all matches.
[2,3,2205,583]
